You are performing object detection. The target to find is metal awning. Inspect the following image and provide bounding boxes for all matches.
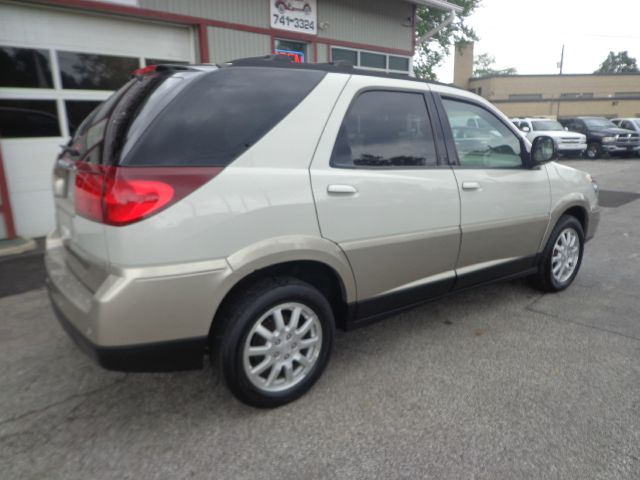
[406,0,463,43]
[406,0,463,14]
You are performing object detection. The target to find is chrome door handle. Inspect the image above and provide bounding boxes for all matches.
[461,181,481,191]
[327,184,358,194]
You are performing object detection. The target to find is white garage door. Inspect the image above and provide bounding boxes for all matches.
[0,2,195,238]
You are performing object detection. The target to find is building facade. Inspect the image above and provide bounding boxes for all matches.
[0,0,458,239]
[453,42,640,120]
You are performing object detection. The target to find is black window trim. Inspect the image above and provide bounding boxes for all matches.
[433,93,530,170]
[329,87,448,171]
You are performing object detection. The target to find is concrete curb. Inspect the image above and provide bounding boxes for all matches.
[0,237,37,258]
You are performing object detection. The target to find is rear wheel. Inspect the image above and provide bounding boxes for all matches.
[216,277,334,408]
[530,215,584,292]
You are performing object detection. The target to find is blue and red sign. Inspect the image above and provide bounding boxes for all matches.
[274,48,305,63]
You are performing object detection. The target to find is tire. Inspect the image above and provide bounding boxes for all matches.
[585,142,601,160]
[215,277,335,408]
[530,215,584,293]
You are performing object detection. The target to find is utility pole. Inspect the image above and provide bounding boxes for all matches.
[558,44,564,74]
[556,44,565,118]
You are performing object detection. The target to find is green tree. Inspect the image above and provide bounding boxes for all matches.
[594,51,639,74]
[413,0,480,80]
[473,53,517,77]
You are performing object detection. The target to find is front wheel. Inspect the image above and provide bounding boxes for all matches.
[216,277,335,408]
[585,142,601,160]
[530,215,584,292]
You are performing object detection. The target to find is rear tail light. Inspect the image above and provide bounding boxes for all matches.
[74,162,223,226]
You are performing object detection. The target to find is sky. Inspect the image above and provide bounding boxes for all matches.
[434,0,640,82]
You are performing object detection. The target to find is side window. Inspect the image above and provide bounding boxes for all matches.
[331,90,437,168]
[622,121,633,130]
[441,98,523,168]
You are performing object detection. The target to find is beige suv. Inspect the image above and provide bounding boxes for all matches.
[46,57,600,407]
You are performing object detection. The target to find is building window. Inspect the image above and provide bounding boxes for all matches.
[614,92,640,98]
[330,47,411,74]
[145,58,188,66]
[388,56,410,72]
[274,39,307,63]
[360,52,386,69]
[331,91,437,168]
[0,99,60,138]
[65,100,102,136]
[331,48,357,65]
[57,51,138,90]
[0,46,53,89]
[560,92,594,99]
[508,94,543,101]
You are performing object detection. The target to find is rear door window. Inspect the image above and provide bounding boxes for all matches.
[331,90,437,168]
[122,67,326,166]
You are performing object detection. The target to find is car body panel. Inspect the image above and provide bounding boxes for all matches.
[309,75,461,301]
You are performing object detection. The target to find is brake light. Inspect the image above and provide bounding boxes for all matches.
[74,162,223,226]
[132,64,157,76]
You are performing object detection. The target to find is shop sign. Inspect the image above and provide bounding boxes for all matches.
[270,0,317,35]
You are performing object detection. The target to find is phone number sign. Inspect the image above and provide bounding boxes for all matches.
[271,0,317,35]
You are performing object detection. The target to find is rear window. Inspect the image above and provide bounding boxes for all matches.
[121,67,326,167]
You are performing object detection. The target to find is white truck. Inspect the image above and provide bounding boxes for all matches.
[512,117,587,158]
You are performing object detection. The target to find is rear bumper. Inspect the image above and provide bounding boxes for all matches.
[45,231,231,372]
[48,290,206,371]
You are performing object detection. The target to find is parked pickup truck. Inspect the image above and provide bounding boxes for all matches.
[512,118,587,158]
[559,116,640,159]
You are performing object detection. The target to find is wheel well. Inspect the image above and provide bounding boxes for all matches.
[563,206,587,232]
[210,261,350,342]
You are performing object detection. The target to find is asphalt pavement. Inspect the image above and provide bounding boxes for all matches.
[1,159,639,479]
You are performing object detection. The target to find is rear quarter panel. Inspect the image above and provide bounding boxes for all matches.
[103,73,350,269]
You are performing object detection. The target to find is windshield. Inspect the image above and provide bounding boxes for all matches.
[634,120,640,129]
[584,118,617,129]
[531,120,564,131]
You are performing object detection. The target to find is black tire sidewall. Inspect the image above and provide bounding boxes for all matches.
[220,280,335,408]
[540,216,585,291]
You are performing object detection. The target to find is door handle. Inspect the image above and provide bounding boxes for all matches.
[461,181,481,191]
[327,184,358,194]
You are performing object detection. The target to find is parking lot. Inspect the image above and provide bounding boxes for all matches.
[1,159,639,479]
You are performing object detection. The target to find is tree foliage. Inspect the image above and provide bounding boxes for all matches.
[594,51,639,74]
[413,0,480,80]
[473,53,517,77]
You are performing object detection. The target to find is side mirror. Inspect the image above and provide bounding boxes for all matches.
[530,135,557,165]
[521,126,531,133]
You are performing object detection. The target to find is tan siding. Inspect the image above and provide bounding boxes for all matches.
[493,99,640,119]
[207,26,270,64]
[139,0,413,54]
[318,0,413,51]
[470,75,640,101]
[139,0,268,27]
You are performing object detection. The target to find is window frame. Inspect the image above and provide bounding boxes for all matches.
[329,87,447,171]
[330,46,412,75]
[434,93,530,170]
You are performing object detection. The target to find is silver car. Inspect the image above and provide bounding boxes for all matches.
[46,57,600,407]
